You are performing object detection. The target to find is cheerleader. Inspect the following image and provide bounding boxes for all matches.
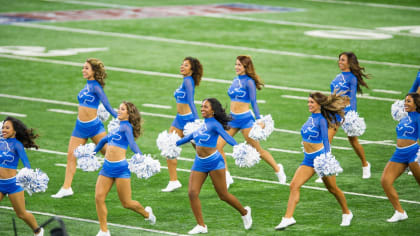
[381,93,420,223]
[275,93,352,230]
[52,58,117,198]
[162,57,203,192]
[329,52,371,179]
[176,98,252,234]
[94,102,155,236]
[216,55,286,187]
[0,117,44,235]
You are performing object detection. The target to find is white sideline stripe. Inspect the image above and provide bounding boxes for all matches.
[142,104,172,109]
[307,0,420,11]
[0,54,402,102]
[0,112,26,117]
[1,93,396,147]
[372,89,401,94]
[0,206,186,236]
[0,93,79,107]
[282,94,397,102]
[47,108,77,114]
[268,148,301,154]
[10,23,420,69]
[43,0,137,9]
[204,14,420,38]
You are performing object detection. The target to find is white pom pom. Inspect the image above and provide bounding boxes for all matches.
[416,148,420,166]
[341,110,366,137]
[74,143,96,159]
[183,120,204,136]
[128,153,161,179]
[232,142,261,168]
[391,100,407,121]
[16,168,49,196]
[0,121,3,137]
[156,131,182,159]
[97,103,110,122]
[314,152,343,178]
[249,114,275,141]
[77,154,101,172]
[108,118,120,134]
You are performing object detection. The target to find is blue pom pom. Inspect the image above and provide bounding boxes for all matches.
[156,131,181,159]
[97,103,110,122]
[249,114,274,141]
[232,142,261,168]
[16,168,49,196]
[341,111,366,137]
[128,154,161,179]
[314,153,343,178]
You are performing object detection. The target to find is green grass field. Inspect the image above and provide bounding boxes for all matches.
[1,0,420,235]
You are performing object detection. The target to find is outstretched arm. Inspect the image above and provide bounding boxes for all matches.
[94,136,108,153]
[409,72,420,93]
[176,133,194,146]
[215,122,237,146]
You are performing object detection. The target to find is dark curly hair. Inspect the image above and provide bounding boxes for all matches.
[204,98,232,130]
[3,116,39,149]
[406,92,420,113]
[122,101,142,139]
[86,58,107,88]
[184,57,203,87]
[339,52,371,94]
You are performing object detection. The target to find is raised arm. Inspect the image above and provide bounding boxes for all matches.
[184,78,199,119]
[319,118,331,153]
[16,142,31,169]
[122,124,142,155]
[214,122,237,146]
[93,84,118,118]
[409,71,420,93]
[247,79,261,119]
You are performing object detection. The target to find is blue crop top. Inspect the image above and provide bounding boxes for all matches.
[301,113,330,153]
[174,76,198,119]
[396,112,420,141]
[330,72,357,111]
[176,117,237,148]
[78,80,117,118]
[94,120,142,154]
[0,138,31,170]
[409,70,420,93]
[228,74,261,119]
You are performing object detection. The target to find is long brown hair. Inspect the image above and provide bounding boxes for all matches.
[123,101,142,139]
[184,57,203,87]
[237,55,264,90]
[339,52,371,94]
[407,92,420,113]
[86,58,107,88]
[309,92,347,128]
[3,116,39,149]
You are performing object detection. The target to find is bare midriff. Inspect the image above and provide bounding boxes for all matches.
[78,106,98,121]
[396,139,416,148]
[104,146,127,162]
[303,141,323,153]
[177,103,192,115]
[230,101,249,114]
[0,167,17,179]
[196,146,217,158]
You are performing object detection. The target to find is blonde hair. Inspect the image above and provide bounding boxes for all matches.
[310,92,347,128]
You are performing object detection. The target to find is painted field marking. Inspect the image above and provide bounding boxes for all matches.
[142,104,172,109]
[268,148,301,154]
[1,92,396,147]
[43,0,137,9]
[0,112,26,117]
[0,54,401,103]
[47,108,77,114]
[372,89,401,95]
[0,206,187,236]
[10,23,420,69]
[52,162,420,205]
[306,0,420,11]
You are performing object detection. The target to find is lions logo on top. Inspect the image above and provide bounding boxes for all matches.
[174,85,186,101]
[0,138,15,166]
[302,117,320,141]
[331,74,350,94]
[193,124,211,145]
[78,86,95,104]
[397,115,415,137]
[228,77,247,100]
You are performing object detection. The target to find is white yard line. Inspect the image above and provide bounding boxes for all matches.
[307,0,420,11]
[0,112,26,117]
[10,23,420,69]
[142,104,172,109]
[0,206,186,236]
[268,148,301,154]
[0,54,401,103]
[47,108,77,114]
[1,92,396,147]
[372,89,401,95]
